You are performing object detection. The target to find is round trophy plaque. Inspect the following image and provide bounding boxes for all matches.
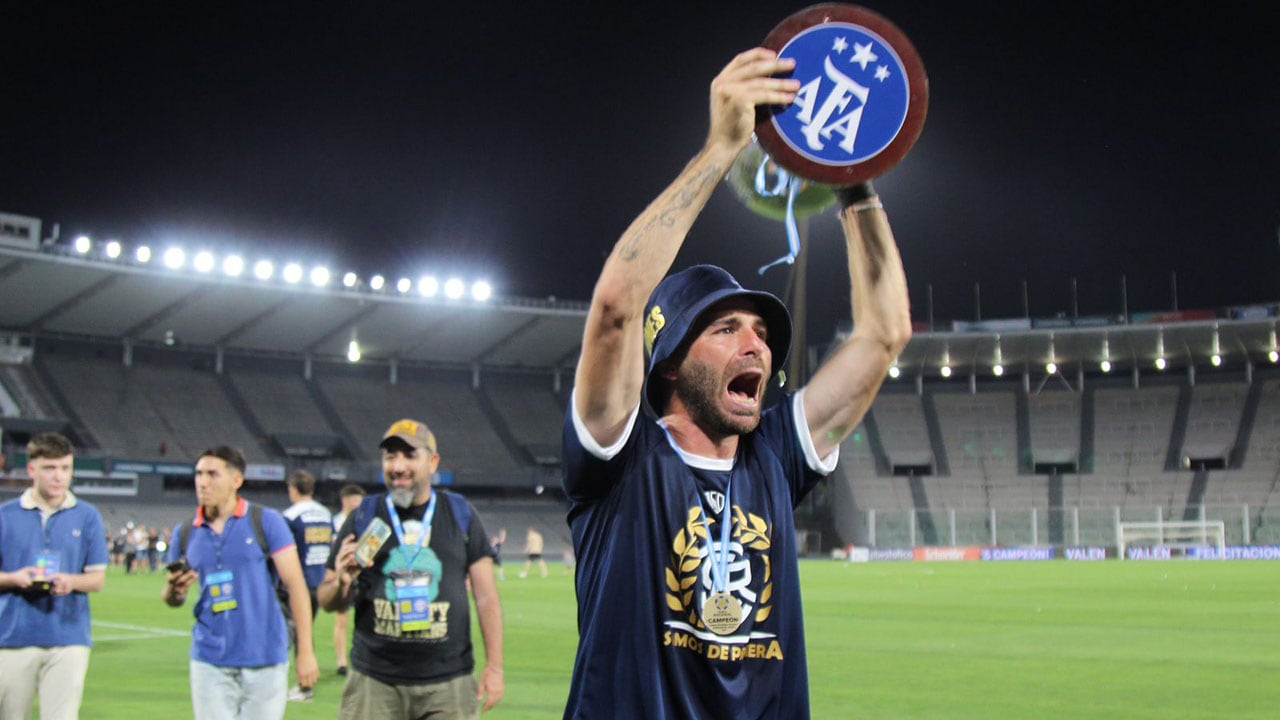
[756,3,929,185]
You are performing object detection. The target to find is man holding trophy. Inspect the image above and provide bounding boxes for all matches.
[562,6,921,716]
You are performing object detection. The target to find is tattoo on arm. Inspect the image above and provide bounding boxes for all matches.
[619,164,724,262]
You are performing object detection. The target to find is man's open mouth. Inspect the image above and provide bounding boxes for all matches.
[727,369,764,408]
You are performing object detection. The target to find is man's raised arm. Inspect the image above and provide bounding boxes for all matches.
[574,49,799,446]
[803,184,913,458]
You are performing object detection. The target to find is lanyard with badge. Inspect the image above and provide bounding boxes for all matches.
[33,548,60,592]
[385,493,437,632]
[699,471,745,636]
[204,517,242,613]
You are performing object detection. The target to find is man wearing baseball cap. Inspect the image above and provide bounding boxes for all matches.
[562,48,912,719]
[318,419,504,718]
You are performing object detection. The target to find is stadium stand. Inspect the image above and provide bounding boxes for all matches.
[227,366,336,438]
[477,372,566,466]
[40,349,266,461]
[1181,381,1248,465]
[4,240,1280,553]
[315,365,529,483]
[931,389,1018,508]
[1027,389,1081,469]
[0,363,60,419]
[868,391,934,472]
[1090,384,1180,475]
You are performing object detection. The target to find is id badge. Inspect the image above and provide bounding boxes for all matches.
[354,518,392,568]
[392,572,434,632]
[206,570,238,613]
[34,550,61,578]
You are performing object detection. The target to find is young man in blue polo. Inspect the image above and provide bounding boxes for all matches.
[0,432,108,720]
[163,446,319,720]
[563,48,912,718]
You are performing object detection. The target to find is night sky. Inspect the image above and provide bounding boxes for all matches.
[4,1,1277,344]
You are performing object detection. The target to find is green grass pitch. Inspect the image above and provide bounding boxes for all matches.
[78,560,1279,718]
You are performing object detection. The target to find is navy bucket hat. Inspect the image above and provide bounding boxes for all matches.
[643,264,792,413]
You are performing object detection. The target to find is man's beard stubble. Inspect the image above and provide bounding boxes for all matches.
[389,486,417,509]
[673,361,761,438]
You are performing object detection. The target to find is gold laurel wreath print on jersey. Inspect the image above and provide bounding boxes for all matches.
[665,505,773,635]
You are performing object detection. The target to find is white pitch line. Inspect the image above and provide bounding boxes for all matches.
[94,620,188,638]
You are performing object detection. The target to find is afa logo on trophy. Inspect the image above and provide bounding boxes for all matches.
[756,3,928,186]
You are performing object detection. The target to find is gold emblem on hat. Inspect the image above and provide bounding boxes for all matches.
[388,419,419,436]
[644,305,666,354]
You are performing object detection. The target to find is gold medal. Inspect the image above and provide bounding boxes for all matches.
[701,591,744,636]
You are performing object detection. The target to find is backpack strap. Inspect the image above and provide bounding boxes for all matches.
[247,502,290,616]
[178,518,194,559]
[248,503,271,561]
[441,490,472,541]
[349,494,383,539]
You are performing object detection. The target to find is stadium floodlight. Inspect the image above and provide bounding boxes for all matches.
[347,339,362,363]
[74,236,92,254]
[342,272,358,288]
[992,363,1004,377]
[888,364,901,379]
[282,263,303,284]
[417,276,439,297]
[105,240,122,259]
[1100,359,1112,373]
[369,274,386,291]
[471,280,492,302]
[163,247,185,269]
[444,277,465,299]
[136,245,152,263]
[223,255,244,277]
[396,277,412,294]
[309,266,330,287]
[193,251,215,273]
[254,260,274,280]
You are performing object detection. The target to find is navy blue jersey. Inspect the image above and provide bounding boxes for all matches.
[562,391,835,720]
[283,499,333,589]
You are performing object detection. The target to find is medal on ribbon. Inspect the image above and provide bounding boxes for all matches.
[699,480,745,636]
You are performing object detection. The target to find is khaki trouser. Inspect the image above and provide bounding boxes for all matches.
[339,668,479,720]
[0,645,91,720]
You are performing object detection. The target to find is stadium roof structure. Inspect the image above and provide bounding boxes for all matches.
[2,242,1278,381]
[886,318,1278,385]
[0,245,588,371]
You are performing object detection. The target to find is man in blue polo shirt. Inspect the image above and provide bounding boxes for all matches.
[0,432,108,720]
[163,446,319,720]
